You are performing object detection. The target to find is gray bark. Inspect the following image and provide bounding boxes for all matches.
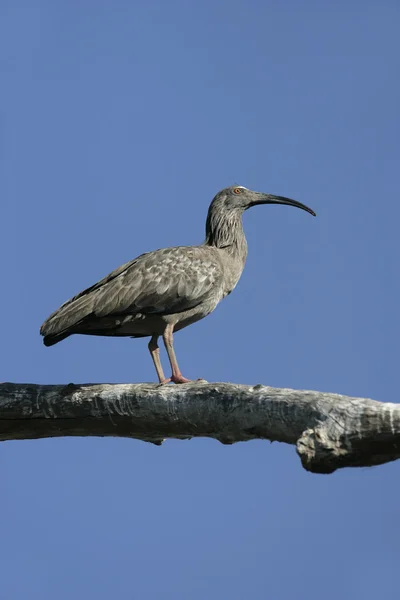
[1,381,399,474]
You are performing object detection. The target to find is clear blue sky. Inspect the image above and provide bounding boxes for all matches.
[1,1,400,598]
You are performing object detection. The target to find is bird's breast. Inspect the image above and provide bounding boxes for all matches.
[221,253,246,298]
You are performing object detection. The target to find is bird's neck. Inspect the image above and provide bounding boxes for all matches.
[204,208,248,263]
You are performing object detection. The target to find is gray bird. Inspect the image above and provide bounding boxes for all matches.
[40,186,315,383]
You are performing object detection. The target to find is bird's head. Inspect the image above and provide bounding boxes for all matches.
[214,185,316,216]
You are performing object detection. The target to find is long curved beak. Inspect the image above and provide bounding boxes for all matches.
[250,193,316,216]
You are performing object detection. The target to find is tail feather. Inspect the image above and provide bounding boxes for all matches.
[40,294,96,346]
[40,257,140,346]
[43,332,72,347]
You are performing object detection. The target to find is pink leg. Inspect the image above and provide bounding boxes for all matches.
[162,324,191,384]
[148,335,168,384]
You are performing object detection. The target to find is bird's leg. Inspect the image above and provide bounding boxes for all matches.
[162,324,191,384]
[148,335,168,384]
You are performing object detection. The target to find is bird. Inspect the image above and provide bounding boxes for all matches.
[40,185,316,383]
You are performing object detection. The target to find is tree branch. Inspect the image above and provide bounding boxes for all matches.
[1,381,399,474]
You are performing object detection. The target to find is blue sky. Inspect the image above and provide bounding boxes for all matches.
[1,1,400,598]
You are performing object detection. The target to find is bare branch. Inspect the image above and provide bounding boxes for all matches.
[1,381,399,474]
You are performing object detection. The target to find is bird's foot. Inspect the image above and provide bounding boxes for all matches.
[171,373,192,384]
[158,373,195,384]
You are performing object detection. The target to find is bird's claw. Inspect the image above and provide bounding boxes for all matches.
[158,374,200,385]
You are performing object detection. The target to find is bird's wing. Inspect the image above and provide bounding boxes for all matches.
[40,246,223,339]
[93,246,222,317]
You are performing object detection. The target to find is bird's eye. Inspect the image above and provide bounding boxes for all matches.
[233,188,242,194]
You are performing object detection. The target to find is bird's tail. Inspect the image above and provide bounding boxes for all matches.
[42,331,72,347]
[40,291,96,346]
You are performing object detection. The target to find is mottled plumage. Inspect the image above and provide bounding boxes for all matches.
[41,185,315,383]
